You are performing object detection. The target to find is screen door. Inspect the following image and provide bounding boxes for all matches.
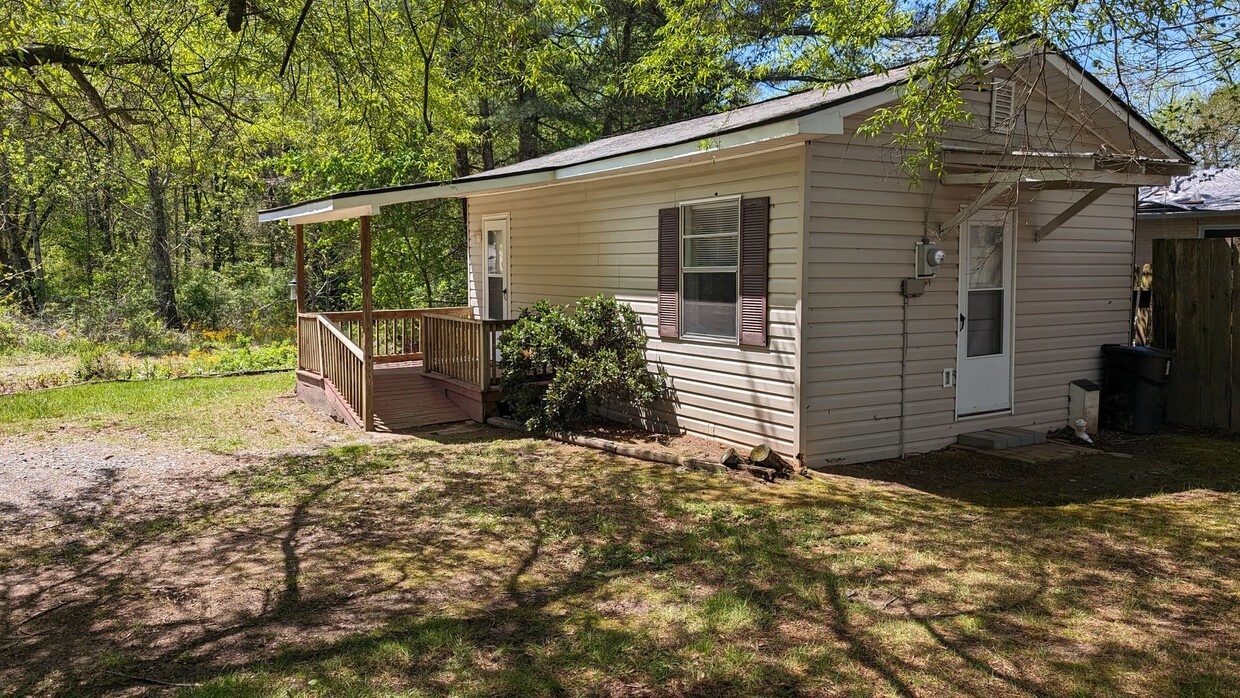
[956,211,1014,416]
[483,218,509,320]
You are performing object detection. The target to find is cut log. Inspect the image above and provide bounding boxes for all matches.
[735,463,778,482]
[749,444,792,473]
[722,448,747,468]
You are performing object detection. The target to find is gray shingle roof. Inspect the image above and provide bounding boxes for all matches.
[1140,167,1240,212]
[457,66,915,181]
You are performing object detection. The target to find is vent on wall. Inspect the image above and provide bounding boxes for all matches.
[989,78,1017,133]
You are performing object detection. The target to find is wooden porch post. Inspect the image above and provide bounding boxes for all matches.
[360,215,375,431]
[294,223,307,314]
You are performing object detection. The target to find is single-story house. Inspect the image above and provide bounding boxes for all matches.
[260,41,1191,466]
[1136,167,1240,266]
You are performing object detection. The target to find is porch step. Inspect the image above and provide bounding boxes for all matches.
[957,427,1047,450]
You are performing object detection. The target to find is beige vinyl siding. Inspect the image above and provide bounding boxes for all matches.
[802,89,1140,464]
[1135,214,1240,266]
[466,147,805,456]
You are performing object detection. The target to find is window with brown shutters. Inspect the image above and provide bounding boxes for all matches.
[681,198,740,339]
[656,196,769,345]
[739,197,769,346]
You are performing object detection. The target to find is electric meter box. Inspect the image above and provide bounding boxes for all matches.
[915,241,945,279]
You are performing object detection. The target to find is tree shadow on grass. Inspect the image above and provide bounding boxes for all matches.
[818,433,1240,507]
[0,435,1236,696]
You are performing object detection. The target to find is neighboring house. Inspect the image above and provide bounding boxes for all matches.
[1136,167,1240,266]
[261,42,1190,466]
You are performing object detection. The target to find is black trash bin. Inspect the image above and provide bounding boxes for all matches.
[1099,344,1172,434]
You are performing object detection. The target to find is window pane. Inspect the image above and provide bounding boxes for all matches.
[685,201,739,237]
[684,235,738,267]
[683,272,737,338]
[967,290,1003,357]
[486,229,504,274]
[487,276,504,319]
[968,223,1004,289]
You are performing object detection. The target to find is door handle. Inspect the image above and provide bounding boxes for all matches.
[959,313,965,332]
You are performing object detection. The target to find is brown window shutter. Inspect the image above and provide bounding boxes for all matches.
[739,197,769,346]
[657,207,680,338]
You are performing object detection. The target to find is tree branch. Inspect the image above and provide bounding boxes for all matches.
[280,0,315,78]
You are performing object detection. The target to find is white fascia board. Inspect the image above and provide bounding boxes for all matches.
[829,88,903,122]
[283,204,381,225]
[554,115,844,180]
[258,202,380,224]
[258,199,342,224]
[1042,53,1182,161]
[258,172,556,224]
[364,171,556,204]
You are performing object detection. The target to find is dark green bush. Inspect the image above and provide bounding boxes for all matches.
[498,294,664,432]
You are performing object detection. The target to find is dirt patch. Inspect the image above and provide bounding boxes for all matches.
[0,438,238,518]
[820,430,1240,506]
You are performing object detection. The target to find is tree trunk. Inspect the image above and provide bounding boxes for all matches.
[516,87,540,161]
[478,97,495,171]
[83,197,94,291]
[27,197,46,310]
[147,165,182,329]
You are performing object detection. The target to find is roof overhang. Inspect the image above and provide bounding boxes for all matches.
[941,169,1180,189]
[257,111,848,225]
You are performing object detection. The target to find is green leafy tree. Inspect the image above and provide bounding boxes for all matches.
[1155,84,1240,166]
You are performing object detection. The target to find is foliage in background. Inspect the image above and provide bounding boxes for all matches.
[2,0,1237,356]
[0,304,294,393]
[499,294,664,432]
[1154,84,1240,166]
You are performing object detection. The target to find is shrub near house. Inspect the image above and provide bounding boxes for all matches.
[498,294,664,432]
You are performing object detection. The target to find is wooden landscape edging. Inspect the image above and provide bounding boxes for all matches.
[486,417,727,474]
[485,417,822,482]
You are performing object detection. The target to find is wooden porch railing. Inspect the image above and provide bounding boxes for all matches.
[421,314,516,390]
[297,308,517,430]
[316,315,367,424]
[319,307,472,363]
[297,313,322,372]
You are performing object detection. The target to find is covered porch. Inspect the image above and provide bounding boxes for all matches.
[283,214,514,432]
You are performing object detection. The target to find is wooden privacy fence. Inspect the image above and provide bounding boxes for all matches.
[1152,238,1240,431]
[421,314,515,390]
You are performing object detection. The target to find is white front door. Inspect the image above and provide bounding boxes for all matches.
[956,211,1015,417]
[482,217,509,320]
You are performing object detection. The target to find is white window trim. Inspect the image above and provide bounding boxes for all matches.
[480,214,511,320]
[678,195,742,343]
[1198,224,1240,238]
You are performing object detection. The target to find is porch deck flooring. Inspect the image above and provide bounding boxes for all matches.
[372,361,469,431]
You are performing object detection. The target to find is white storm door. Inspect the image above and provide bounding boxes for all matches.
[483,218,509,320]
[956,211,1015,417]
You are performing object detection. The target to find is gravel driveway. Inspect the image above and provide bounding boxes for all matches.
[0,437,239,523]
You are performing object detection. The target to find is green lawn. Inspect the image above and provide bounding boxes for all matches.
[1,376,1237,697]
[0,372,336,452]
